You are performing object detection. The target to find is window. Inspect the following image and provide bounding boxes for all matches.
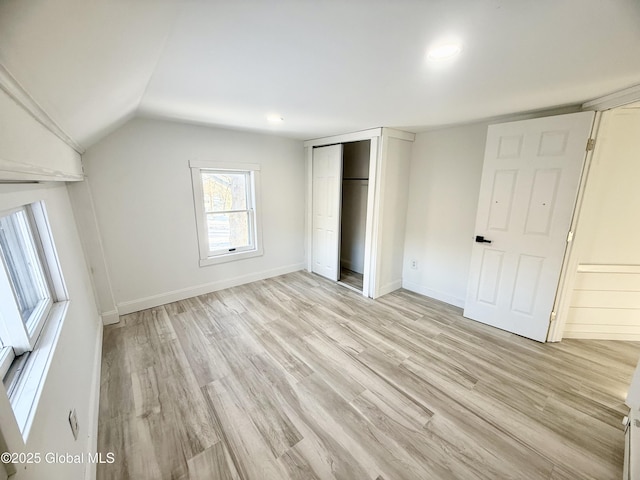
[190,161,263,266]
[0,207,52,358]
[0,201,68,437]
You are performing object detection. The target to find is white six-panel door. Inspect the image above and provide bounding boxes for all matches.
[464,112,595,341]
[312,144,343,281]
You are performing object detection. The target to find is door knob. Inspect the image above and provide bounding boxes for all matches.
[475,235,492,244]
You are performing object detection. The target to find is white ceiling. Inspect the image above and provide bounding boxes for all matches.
[1,0,639,148]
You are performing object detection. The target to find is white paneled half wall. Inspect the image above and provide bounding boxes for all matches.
[564,265,640,340]
[562,105,640,340]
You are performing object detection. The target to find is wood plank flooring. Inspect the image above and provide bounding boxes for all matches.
[339,267,364,291]
[97,271,640,480]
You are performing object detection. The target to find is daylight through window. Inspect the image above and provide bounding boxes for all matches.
[190,162,262,265]
[0,203,60,378]
[202,171,253,253]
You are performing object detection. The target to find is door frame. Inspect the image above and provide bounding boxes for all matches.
[305,128,381,298]
[545,113,601,341]
[549,82,640,341]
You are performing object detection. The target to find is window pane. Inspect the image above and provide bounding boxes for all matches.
[201,172,248,213]
[206,212,251,252]
[0,210,49,323]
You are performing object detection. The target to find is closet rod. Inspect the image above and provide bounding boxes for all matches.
[343,177,369,181]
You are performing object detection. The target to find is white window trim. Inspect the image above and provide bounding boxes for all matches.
[9,301,68,440]
[0,201,70,441]
[0,206,51,355]
[0,346,14,379]
[189,160,264,266]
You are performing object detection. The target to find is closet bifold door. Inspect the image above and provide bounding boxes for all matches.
[311,144,343,281]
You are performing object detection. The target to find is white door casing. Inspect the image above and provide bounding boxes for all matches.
[464,111,595,341]
[312,144,343,281]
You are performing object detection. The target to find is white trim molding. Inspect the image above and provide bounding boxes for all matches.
[0,157,83,183]
[562,331,640,341]
[116,263,305,315]
[381,128,416,142]
[305,146,313,273]
[100,310,120,326]
[547,112,602,342]
[582,83,640,111]
[0,63,84,154]
[376,279,403,298]
[303,127,415,148]
[362,136,380,299]
[188,160,261,171]
[577,264,640,274]
[402,280,466,309]
[303,128,382,148]
[84,320,103,480]
[10,302,68,440]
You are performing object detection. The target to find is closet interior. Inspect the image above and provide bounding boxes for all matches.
[339,140,371,291]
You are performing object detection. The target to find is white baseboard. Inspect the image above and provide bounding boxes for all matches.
[84,320,103,480]
[563,331,640,341]
[376,279,403,298]
[116,263,306,315]
[402,280,466,309]
[100,310,119,326]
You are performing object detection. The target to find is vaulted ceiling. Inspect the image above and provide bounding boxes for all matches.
[1,0,639,148]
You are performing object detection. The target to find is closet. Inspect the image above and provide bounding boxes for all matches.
[305,128,415,299]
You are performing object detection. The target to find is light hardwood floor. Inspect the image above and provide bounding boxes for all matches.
[339,267,364,291]
[97,271,640,480]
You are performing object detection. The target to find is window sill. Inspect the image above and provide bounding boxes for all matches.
[8,301,68,442]
[199,247,264,267]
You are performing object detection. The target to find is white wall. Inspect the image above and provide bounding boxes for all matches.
[341,181,368,274]
[67,180,118,325]
[572,107,640,265]
[80,117,305,313]
[563,105,640,339]
[0,183,102,480]
[377,136,413,296]
[342,141,370,179]
[402,123,487,307]
[341,141,370,274]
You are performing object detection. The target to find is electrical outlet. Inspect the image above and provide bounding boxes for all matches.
[69,409,79,440]
[411,260,418,270]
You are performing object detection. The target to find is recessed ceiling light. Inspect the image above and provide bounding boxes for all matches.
[266,114,284,123]
[426,42,462,61]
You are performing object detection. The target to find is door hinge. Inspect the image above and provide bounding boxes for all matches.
[567,231,574,243]
[550,311,557,323]
[586,138,596,151]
